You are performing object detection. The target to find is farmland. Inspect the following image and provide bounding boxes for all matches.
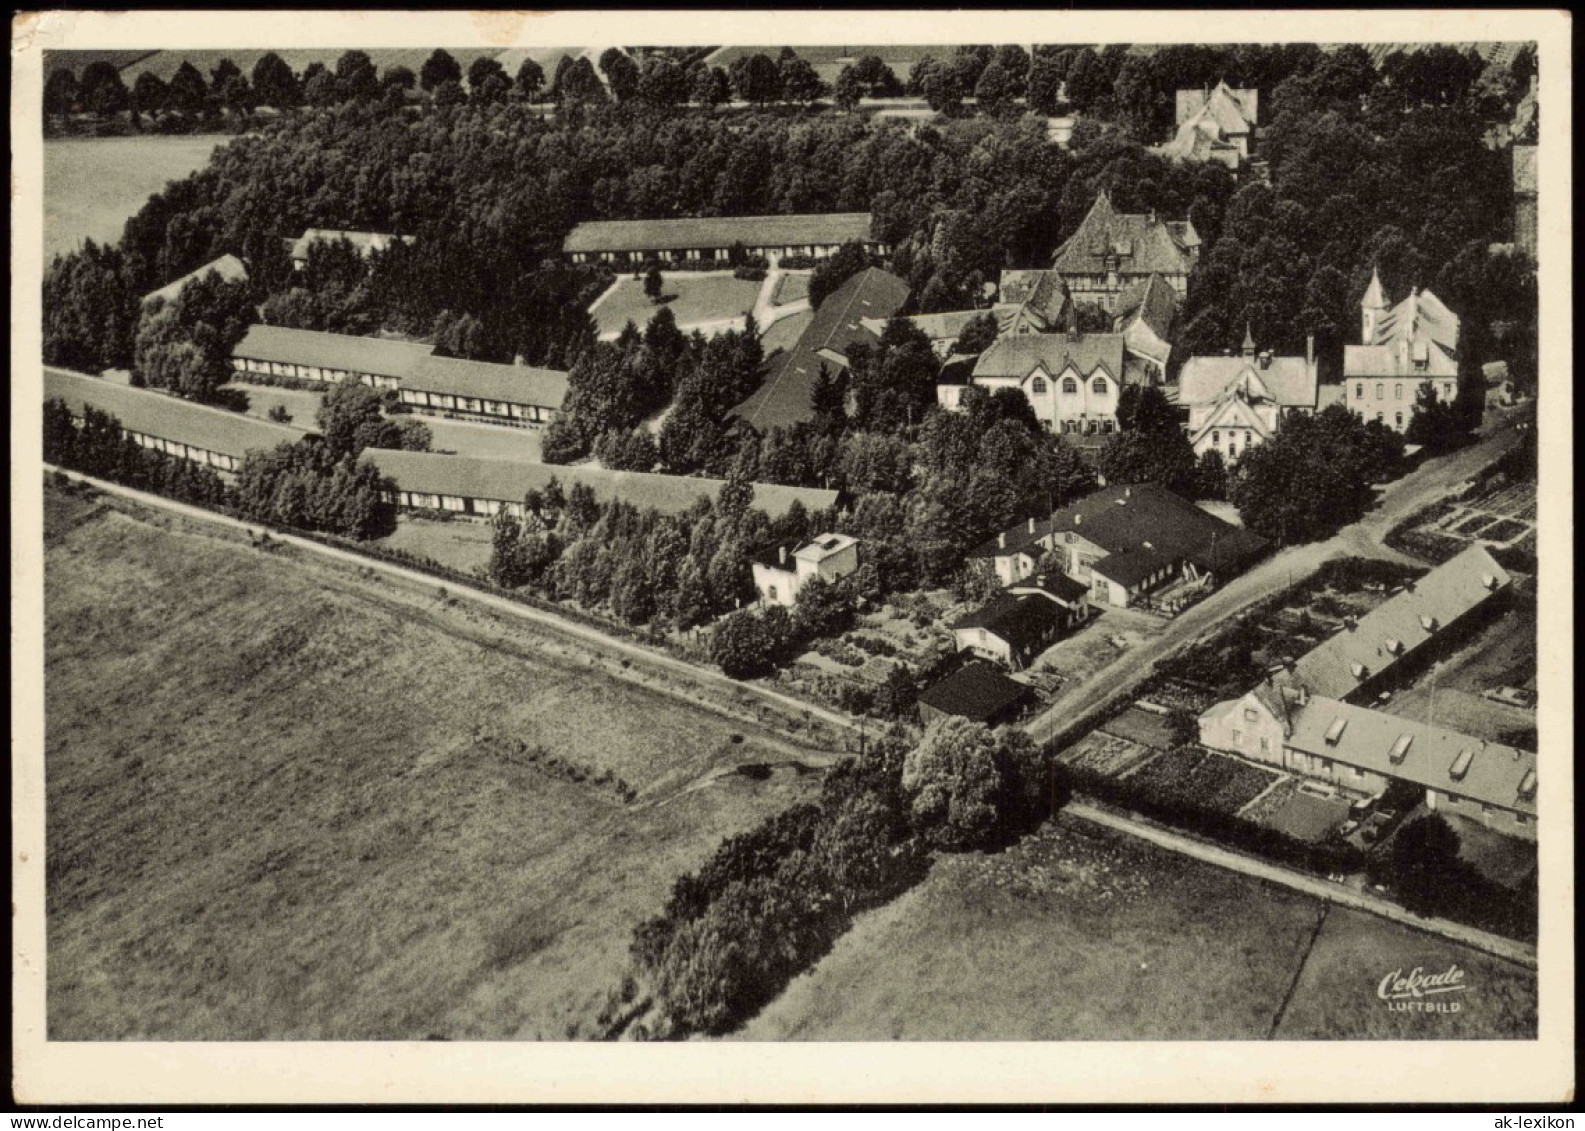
[593,274,762,339]
[44,482,834,1040]
[44,135,232,260]
[740,815,1537,1041]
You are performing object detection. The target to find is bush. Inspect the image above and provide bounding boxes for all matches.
[732,265,768,282]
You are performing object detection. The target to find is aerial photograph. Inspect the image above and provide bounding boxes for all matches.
[33,27,1550,1058]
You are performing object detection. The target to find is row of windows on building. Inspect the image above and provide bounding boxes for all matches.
[232,358,401,391]
[396,389,554,426]
[1354,381,1458,401]
[1030,375,1111,396]
[128,428,241,471]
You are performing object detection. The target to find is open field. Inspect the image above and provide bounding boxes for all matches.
[45,135,232,260]
[740,815,1536,1040]
[594,274,761,338]
[44,483,830,1039]
[374,515,496,576]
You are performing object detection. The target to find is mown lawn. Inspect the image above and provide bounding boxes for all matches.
[594,275,761,337]
[44,488,824,1039]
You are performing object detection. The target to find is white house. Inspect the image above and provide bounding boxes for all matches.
[1344,270,1461,433]
[751,533,860,608]
[1178,329,1324,463]
[954,330,1129,436]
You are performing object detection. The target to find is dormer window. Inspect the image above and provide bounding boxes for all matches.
[1062,377,1077,395]
[1389,734,1413,765]
[1350,662,1368,680]
[1032,376,1047,395]
[1092,376,1107,395]
[1449,748,1474,781]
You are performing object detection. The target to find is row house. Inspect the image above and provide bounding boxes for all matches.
[562,213,885,267]
[1344,270,1461,434]
[45,367,306,477]
[399,353,569,428]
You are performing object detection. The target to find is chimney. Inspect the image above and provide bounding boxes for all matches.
[1074,513,1082,527]
[1259,351,1272,370]
[1147,208,1158,227]
[778,545,787,565]
[1124,486,1132,498]
[1028,516,1037,534]
[1305,334,1315,369]
[998,532,1007,549]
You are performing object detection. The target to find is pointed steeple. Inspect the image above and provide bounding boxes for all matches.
[1242,322,1256,357]
[1361,266,1388,343]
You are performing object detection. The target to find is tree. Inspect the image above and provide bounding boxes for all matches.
[711,610,776,679]
[873,663,918,720]
[472,71,511,106]
[778,56,826,106]
[1404,382,1469,454]
[420,49,462,92]
[131,72,168,120]
[304,69,341,108]
[44,67,79,117]
[644,264,664,303]
[901,717,1004,850]
[1388,814,1463,917]
[833,66,864,113]
[334,50,381,102]
[1193,448,1229,501]
[1064,48,1113,109]
[1096,428,1197,495]
[1027,55,1067,116]
[792,575,854,640]
[80,60,129,117]
[513,57,545,102]
[689,63,730,109]
[392,417,433,452]
[166,60,209,117]
[432,79,466,109]
[600,48,641,103]
[467,56,508,93]
[1115,384,1181,434]
[382,65,417,93]
[251,51,301,108]
[973,60,1018,118]
[315,380,400,458]
[556,56,608,105]
[808,242,872,310]
[637,56,688,107]
[730,53,781,105]
[43,241,136,372]
[952,312,998,356]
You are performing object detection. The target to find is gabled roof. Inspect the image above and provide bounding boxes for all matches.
[1285,546,1510,700]
[1179,354,1319,411]
[1051,192,1200,278]
[368,450,838,521]
[1112,273,1178,365]
[1343,343,1458,380]
[45,367,307,460]
[730,267,910,432]
[1285,695,1535,816]
[291,229,414,262]
[951,591,1066,653]
[1007,571,1090,604]
[1370,287,1460,355]
[971,332,1126,383]
[995,270,1072,332]
[795,531,858,563]
[405,352,569,410]
[918,661,1032,723]
[233,324,432,380]
[142,254,249,307]
[1189,394,1278,445]
[862,309,983,344]
[562,213,875,255]
[1176,83,1258,130]
[1044,484,1265,571]
[1090,545,1177,588]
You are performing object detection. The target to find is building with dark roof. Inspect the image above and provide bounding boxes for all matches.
[860,309,984,359]
[968,484,1268,606]
[142,254,249,308]
[950,590,1074,671]
[1051,191,1200,312]
[731,267,910,432]
[1110,272,1180,383]
[45,367,306,475]
[365,449,838,522]
[918,661,1034,728]
[399,353,569,427]
[562,213,883,266]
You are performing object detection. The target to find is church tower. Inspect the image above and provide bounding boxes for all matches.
[1361,266,1388,343]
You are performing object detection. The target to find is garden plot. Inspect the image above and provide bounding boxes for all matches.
[1056,731,1157,778]
[1118,747,1279,815]
[1246,779,1350,843]
[1099,704,1177,750]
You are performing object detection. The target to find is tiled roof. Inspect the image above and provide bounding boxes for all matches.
[1343,342,1458,380]
[563,213,875,255]
[1090,545,1177,588]
[1051,192,1199,278]
[1175,83,1258,130]
[142,254,249,306]
[405,353,569,410]
[1179,354,1319,411]
[1285,545,1510,700]
[1113,273,1178,365]
[861,309,983,344]
[233,325,432,380]
[1007,571,1090,604]
[918,661,1032,723]
[972,332,1126,383]
[730,267,910,432]
[45,367,306,460]
[1371,288,1459,354]
[291,229,414,262]
[1285,695,1535,816]
[951,590,1067,653]
[366,449,837,520]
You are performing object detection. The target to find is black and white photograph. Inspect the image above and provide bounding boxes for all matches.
[10,8,1572,1107]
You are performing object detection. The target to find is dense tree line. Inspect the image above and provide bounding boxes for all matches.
[233,439,396,539]
[621,716,1049,1037]
[133,268,256,401]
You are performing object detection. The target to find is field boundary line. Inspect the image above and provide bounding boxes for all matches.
[1268,903,1330,1039]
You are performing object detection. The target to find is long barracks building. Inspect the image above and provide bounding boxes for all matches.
[562,212,883,266]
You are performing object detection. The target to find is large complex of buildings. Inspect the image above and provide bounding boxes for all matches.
[365,448,838,522]
[751,533,860,607]
[1050,191,1201,311]
[969,485,1268,608]
[731,267,910,432]
[1199,546,1533,841]
[1178,330,1327,463]
[562,213,883,266]
[45,367,305,475]
[1344,270,1460,433]
[231,325,569,426]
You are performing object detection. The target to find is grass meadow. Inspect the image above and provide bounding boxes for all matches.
[43,485,827,1039]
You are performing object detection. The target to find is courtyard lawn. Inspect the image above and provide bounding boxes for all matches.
[593,274,762,338]
[46,135,232,260]
[44,485,827,1039]
[772,272,811,306]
